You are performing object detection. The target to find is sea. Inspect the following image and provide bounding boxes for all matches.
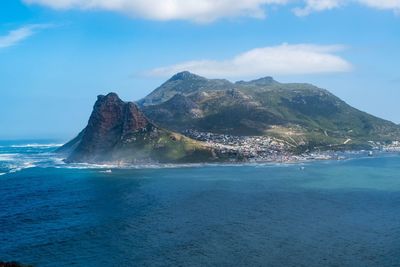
[0,139,399,267]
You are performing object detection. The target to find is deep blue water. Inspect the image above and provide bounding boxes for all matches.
[0,140,400,266]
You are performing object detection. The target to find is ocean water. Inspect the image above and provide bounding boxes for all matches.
[0,140,400,267]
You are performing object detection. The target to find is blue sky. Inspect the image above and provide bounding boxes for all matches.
[1,0,399,140]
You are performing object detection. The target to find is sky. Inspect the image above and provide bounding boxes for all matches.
[0,0,399,140]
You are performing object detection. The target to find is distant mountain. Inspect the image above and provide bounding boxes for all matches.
[58,93,218,164]
[140,71,400,151]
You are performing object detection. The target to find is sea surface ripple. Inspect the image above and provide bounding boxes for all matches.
[0,140,400,267]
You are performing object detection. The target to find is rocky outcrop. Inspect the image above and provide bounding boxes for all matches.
[65,93,154,162]
[59,93,218,164]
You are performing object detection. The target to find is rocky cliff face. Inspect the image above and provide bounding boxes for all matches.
[65,93,154,162]
[60,93,217,164]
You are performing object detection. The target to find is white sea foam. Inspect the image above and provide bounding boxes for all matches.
[1,147,397,173]
[22,161,37,169]
[0,172,5,176]
[6,161,37,173]
[59,162,124,170]
[58,161,301,170]
[0,154,19,161]
[0,149,347,172]
[9,143,63,148]
[0,151,47,174]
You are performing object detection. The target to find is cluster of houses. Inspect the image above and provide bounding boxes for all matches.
[183,129,400,162]
[184,130,400,162]
[183,129,298,161]
[368,140,400,152]
[383,141,400,152]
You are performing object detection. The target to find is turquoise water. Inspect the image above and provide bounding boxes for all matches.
[0,141,400,266]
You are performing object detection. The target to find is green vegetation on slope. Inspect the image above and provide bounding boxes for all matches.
[140,72,400,151]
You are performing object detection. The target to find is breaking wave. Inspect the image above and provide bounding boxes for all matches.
[8,143,63,148]
[0,150,295,175]
[0,154,19,161]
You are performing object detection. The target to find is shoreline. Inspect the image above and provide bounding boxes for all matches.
[55,150,399,171]
[1,144,399,175]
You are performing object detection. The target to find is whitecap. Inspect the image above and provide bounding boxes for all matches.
[7,162,36,174]
[0,154,19,161]
[57,161,293,171]
[22,161,37,168]
[10,143,63,148]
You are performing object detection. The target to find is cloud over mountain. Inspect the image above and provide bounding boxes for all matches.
[148,44,352,78]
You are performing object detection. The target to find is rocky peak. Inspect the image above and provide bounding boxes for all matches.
[168,71,205,82]
[90,92,151,137]
[97,92,121,102]
[90,93,128,126]
[66,92,153,162]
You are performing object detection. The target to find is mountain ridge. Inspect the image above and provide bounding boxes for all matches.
[59,72,400,164]
[140,71,400,151]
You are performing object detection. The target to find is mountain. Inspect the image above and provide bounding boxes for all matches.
[58,93,219,164]
[138,71,234,106]
[140,72,400,151]
[59,73,400,164]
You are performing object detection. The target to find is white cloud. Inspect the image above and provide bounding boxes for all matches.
[23,0,289,23]
[148,43,352,78]
[357,0,400,13]
[0,24,50,49]
[22,0,400,21]
[293,0,400,16]
[293,0,343,16]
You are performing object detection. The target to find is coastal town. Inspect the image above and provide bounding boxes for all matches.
[184,129,400,162]
[382,141,400,152]
[183,129,331,162]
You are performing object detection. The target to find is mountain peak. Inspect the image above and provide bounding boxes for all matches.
[62,92,155,162]
[168,71,205,82]
[97,92,122,103]
[236,76,277,86]
[92,92,149,132]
